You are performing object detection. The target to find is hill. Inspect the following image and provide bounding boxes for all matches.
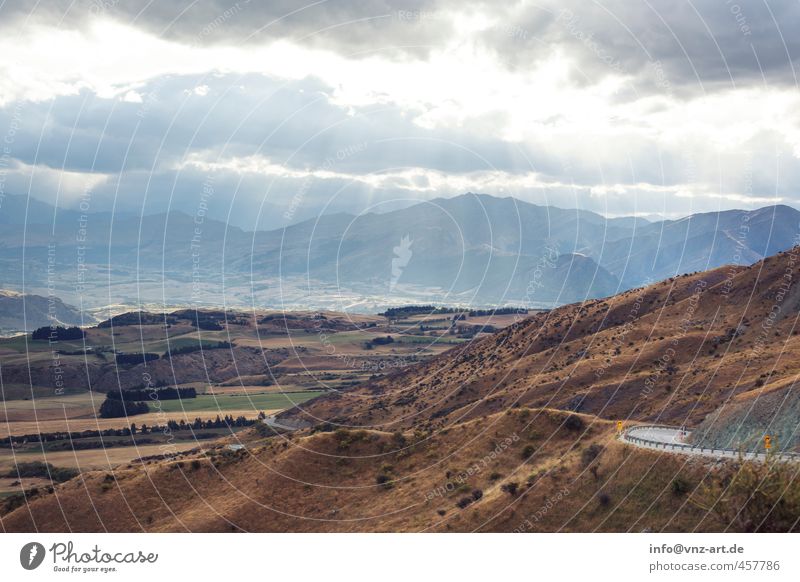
[279,247,800,454]
[0,407,720,532]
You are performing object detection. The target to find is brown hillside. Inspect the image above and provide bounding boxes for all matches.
[282,247,800,438]
[2,408,717,532]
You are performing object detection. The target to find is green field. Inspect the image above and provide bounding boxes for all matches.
[154,391,325,413]
[392,335,466,345]
[142,335,232,355]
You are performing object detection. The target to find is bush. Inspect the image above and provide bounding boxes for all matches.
[521,445,536,459]
[598,492,611,507]
[690,459,800,531]
[564,414,585,431]
[3,461,78,483]
[456,496,473,509]
[671,477,691,497]
[471,489,483,501]
[376,474,391,485]
[581,444,604,467]
[501,482,519,496]
[392,431,407,447]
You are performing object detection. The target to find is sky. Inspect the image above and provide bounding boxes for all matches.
[0,0,799,229]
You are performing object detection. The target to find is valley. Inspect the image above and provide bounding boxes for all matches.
[3,250,800,532]
[0,304,522,502]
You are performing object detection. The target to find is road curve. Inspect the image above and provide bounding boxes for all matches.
[262,415,309,432]
[620,425,800,463]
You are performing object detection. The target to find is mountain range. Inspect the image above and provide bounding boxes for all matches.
[2,192,799,310]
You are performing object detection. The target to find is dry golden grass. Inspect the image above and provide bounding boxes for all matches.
[0,408,715,532]
[0,442,201,472]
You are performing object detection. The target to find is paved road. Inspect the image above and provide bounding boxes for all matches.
[262,415,307,432]
[621,425,800,463]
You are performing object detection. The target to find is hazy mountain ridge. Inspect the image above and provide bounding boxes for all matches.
[0,290,88,333]
[2,192,799,309]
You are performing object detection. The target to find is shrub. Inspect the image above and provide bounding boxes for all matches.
[564,414,585,431]
[690,459,800,531]
[392,431,407,447]
[581,444,604,467]
[501,482,519,496]
[598,492,611,507]
[521,445,536,459]
[671,477,691,497]
[489,472,502,481]
[3,461,78,483]
[471,489,483,501]
[456,497,473,509]
[376,474,391,485]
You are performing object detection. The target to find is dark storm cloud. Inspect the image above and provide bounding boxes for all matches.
[4,0,797,93]
[481,0,800,95]
[0,0,452,58]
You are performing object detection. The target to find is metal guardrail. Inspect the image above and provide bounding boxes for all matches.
[622,425,800,463]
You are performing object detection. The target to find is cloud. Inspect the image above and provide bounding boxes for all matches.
[479,0,800,95]
[0,1,799,226]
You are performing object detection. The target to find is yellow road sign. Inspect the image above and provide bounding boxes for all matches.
[616,420,623,433]
[764,435,772,450]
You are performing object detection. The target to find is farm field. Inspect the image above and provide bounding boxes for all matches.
[0,442,202,473]
[0,408,279,438]
[154,391,325,413]
[0,389,324,438]
[0,306,524,509]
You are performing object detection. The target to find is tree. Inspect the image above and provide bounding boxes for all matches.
[31,326,84,341]
[98,398,149,418]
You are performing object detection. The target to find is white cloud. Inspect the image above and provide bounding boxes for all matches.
[1,8,799,218]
